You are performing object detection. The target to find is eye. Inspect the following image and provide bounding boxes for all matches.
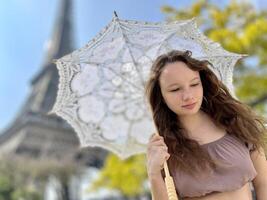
[191,83,200,87]
[170,88,180,92]
[170,83,200,92]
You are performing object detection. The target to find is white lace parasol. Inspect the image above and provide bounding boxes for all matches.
[50,14,245,159]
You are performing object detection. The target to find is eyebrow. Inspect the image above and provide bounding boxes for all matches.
[167,77,200,88]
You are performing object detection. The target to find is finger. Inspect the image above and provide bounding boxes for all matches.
[147,141,166,150]
[150,134,164,142]
[155,146,168,154]
[148,144,168,154]
[149,133,157,141]
[151,140,167,147]
[165,153,170,160]
[149,133,162,142]
[160,153,170,169]
[162,146,168,151]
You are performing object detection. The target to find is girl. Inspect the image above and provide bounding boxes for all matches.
[145,50,267,200]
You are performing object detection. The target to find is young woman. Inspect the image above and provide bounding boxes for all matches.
[145,50,267,200]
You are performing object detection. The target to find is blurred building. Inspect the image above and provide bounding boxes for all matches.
[0,0,108,199]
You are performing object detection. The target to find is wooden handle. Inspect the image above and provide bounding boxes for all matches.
[155,132,179,200]
[164,161,179,200]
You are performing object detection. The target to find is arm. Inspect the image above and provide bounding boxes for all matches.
[251,147,267,200]
[148,172,169,200]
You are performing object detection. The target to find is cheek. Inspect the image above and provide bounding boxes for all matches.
[194,83,203,97]
[196,87,203,97]
[166,93,183,106]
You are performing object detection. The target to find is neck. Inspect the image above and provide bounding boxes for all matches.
[178,110,211,137]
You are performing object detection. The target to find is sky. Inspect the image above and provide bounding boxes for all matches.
[0,0,266,132]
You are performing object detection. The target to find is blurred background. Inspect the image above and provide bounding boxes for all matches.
[0,0,266,199]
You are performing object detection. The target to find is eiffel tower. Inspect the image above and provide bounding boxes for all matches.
[0,0,107,167]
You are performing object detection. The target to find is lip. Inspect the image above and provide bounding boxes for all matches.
[182,102,197,109]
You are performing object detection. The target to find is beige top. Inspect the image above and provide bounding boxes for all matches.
[173,133,257,198]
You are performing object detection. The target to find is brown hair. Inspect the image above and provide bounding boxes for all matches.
[145,50,266,176]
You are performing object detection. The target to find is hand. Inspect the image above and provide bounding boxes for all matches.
[146,133,170,177]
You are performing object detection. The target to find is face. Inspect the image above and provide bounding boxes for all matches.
[159,61,203,116]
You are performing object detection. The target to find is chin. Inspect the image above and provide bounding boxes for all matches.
[184,109,199,115]
[177,105,201,116]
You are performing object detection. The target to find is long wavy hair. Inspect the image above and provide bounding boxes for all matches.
[145,50,266,176]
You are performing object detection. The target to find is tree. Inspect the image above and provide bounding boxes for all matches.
[0,156,79,200]
[88,154,149,199]
[0,157,42,200]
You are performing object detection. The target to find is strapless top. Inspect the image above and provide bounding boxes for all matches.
[173,133,257,198]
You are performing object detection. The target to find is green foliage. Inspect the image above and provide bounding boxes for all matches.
[161,0,207,21]
[0,175,13,200]
[0,157,77,200]
[0,158,42,200]
[11,188,41,200]
[88,154,148,197]
[236,73,267,101]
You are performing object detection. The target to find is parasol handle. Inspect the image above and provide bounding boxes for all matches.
[155,133,179,200]
[164,161,179,200]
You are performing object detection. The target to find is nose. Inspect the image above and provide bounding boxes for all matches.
[182,89,194,102]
